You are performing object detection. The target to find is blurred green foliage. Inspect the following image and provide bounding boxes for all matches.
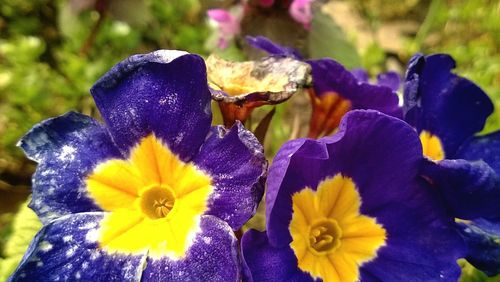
[0,198,42,280]
[0,0,210,187]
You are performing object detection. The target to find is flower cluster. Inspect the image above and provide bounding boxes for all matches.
[9,43,500,280]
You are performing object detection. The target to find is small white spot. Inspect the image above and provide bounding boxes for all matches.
[66,246,77,257]
[39,241,53,252]
[82,262,89,269]
[86,229,98,242]
[90,251,100,260]
[75,272,81,279]
[159,97,168,105]
[202,237,212,245]
[63,235,73,242]
[36,261,44,267]
[174,133,184,145]
[58,145,76,161]
[79,222,97,230]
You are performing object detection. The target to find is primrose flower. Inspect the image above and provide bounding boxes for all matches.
[403,53,500,275]
[246,36,401,138]
[11,50,266,281]
[242,110,465,281]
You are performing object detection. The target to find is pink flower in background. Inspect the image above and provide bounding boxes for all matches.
[258,0,275,7]
[289,0,314,29]
[207,9,242,49]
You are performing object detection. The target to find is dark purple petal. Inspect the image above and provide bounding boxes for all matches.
[403,53,494,156]
[308,59,401,117]
[457,222,500,276]
[241,229,313,282]
[9,213,146,282]
[351,68,369,83]
[456,130,500,175]
[140,215,240,282]
[377,71,401,92]
[359,179,465,281]
[473,217,500,237]
[193,123,267,230]
[91,50,212,161]
[245,36,303,60]
[421,159,500,219]
[17,112,121,224]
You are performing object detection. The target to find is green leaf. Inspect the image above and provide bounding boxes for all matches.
[459,259,500,282]
[308,7,361,69]
[0,198,42,281]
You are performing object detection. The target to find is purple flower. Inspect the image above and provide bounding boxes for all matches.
[241,110,465,281]
[403,53,500,275]
[11,50,267,281]
[246,36,401,138]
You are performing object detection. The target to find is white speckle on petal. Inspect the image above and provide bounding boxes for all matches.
[202,237,212,245]
[58,145,76,161]
[63,235,73,242]
[79,222,97,230]
[39,241,53,252]
[66,246,77,257]
[90,251,100,260]
[86,229,98,242]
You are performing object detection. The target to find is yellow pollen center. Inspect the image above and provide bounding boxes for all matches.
[140,186,176,219]
[289,174,387,282]
[308,219,342,254]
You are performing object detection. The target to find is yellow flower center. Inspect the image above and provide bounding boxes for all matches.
[308,219,341,254]
[86,134,213,259]
[140,186,176,219]
[289,174,386,282]
[419,130,445,161]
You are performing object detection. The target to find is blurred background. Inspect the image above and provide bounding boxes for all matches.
[0,0,498,280]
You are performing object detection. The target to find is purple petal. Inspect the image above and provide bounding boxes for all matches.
[140,215,240,281]
[421,159,500,219]
[403,53,494,156]
[456,130,500,175]
[456,222,500,276]
[17,112,121,223]
[351,68,369,83]
[193,123,267,230]
[241,229,313,282]
[245,36,303,60]
[91,50,212,161]
[308,59,401,118]
[377,71,401,92]
[9,213,146,282]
